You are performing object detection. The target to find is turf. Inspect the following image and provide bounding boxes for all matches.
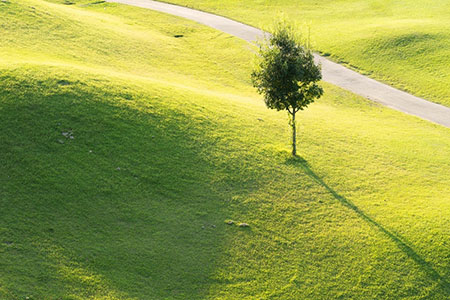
[163,0,450,107]
[0,0,449,299]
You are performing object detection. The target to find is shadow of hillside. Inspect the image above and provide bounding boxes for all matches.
[285,156,450,295]
[0,70,261,299]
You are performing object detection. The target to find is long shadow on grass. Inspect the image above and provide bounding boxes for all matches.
[286,156,450,295]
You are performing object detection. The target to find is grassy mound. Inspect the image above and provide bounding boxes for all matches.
[164,0,450,107]
[1,0,449,299]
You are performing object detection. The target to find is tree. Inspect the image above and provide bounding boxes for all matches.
[251,24,323,156]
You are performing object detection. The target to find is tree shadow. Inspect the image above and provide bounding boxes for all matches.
[285,155,450,295]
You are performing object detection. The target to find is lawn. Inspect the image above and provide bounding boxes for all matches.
[164,0,450,107]
[0,0,449,299]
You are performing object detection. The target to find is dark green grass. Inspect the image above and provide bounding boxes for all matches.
[0,67,246,299]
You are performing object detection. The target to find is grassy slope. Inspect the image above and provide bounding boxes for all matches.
[1,0,449,299]
[164,0,450,107]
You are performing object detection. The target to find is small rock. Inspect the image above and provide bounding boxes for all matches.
[57,79,71,85]
[89,150,93,153]
[238,223,249,228]
[211,224,216,228]
[225,220,234,225]
[201,225,205,229]
[69,136,74,139]
[116,167,121,171]
[62,132,69,137]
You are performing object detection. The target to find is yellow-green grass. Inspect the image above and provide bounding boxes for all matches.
[1,0,449,299]
[162,0,450,107]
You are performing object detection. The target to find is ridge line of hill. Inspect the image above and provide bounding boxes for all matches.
[106,0,450,128]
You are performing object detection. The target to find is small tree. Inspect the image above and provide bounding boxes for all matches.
[251,24,323,156]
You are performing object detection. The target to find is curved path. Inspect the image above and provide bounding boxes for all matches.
[107,0,450,128]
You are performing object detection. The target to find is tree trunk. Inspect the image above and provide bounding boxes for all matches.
[291,110,297,156]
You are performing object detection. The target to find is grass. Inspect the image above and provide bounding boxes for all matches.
[1,0,449,299]
[163,0,450,107]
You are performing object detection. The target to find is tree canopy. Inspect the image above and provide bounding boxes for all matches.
[252,24,323,155]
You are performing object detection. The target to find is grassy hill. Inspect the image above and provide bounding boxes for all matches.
[165,0,450,107]
[1,0,449,299]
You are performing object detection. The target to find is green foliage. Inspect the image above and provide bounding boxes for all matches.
[251,24,323,155]
[251,24,323,114]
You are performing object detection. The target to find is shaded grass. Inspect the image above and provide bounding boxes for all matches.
[0,68,240,299]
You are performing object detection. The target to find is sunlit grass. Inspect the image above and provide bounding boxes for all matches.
[164,0,450,107]
[0,0,449,299]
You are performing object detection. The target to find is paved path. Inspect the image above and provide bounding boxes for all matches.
[107,0,450,128]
